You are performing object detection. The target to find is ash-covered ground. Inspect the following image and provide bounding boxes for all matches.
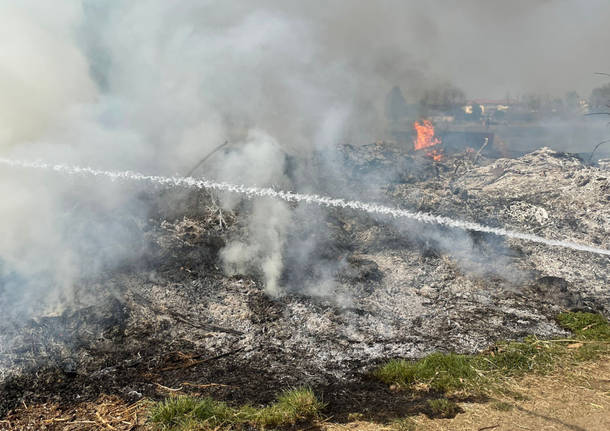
[0,147,608,417]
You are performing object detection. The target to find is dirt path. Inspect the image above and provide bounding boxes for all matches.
[325,357,610,431]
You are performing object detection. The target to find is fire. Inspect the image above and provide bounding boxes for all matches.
[413,119,440,150]
[428,149,443,161]
[413,119,442,160]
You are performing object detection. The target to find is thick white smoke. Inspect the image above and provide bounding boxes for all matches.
[0,2,96,145]
[216,130,291,295]
[1,0,610,313]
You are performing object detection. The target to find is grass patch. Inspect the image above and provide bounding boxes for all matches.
[374,312,610,394]
[391,417,417,430]
[558,312,610,361]
[148,396,233,429]
[149,387,323,430]
[556,312,610,340]
[481,337,561,376]
[571,342,607,361]
[374,341,560,393]
[346,412,365,421]
[374,353,479,392]
[425,398,461,418]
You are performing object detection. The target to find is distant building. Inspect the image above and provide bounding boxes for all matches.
[430,114,455,123]
[464,99,515,116]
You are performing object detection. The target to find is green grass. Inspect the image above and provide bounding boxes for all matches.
[374,353,479,392]
[390,417,417,430]
[556,311,610,340]
[374,312,610,394]
[557,312,610,361]
[374,341,559,393]
[481,337,561,375]
[149,396,233,430]
[425,398,461,418]
[148,387,324,430]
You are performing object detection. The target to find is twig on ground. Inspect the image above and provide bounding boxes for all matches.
[96,410,118,430]
[183,382,238,389]
[42,417,70,423]
[154,383,184,392]
[160,347,245,371]
[164,311,243,335]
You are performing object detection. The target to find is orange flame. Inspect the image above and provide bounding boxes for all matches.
[413,120,440,150]
[428,149,443,161]
[413,119,442,160]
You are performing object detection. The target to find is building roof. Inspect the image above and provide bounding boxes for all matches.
[469,99,516,105]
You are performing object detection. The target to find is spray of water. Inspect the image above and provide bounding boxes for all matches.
[1,157,609,257]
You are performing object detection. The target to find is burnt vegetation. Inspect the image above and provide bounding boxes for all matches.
[1,144,609,430]
[2,3,610,430]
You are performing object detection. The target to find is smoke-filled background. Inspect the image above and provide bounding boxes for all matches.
[1,0,610,318]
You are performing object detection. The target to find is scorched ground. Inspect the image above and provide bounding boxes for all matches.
[0,147,608,419]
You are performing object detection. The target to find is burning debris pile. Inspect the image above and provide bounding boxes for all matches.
[413,119,443,161]
[1,146,608,417]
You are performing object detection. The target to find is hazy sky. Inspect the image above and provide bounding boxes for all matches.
[262,0,610,99]
[409,0,610,98]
